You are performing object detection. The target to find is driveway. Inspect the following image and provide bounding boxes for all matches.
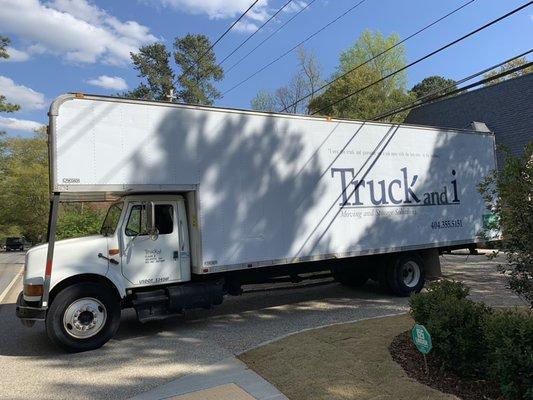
[0,252,523,400]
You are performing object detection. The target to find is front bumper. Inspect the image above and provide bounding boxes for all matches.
[16,292,46,325]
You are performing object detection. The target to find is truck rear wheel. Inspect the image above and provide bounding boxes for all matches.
[386,253,425,296]
[46,283,121,352]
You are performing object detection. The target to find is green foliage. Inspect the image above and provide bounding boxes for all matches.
[0,129,49,243]
[56,205,106,240]
[484,309,533,400]
[410,75,457,100]
[251,90,276,112]
[174,34,224,105]
[410,280,469,325]
[308,30,414,122]
[125,34,223,105]
[410,281,489,376]
[478,143,533,307]
[0,35,21,114]
[0,35,9,59]
[410,281,533,398]
[127,43,174,101]
[484,57,533,86]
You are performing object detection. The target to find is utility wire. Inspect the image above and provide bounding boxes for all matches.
[225,0,318,75]
[223,0,368,95]
[218,0,294,67]
[311,1,533,116]
[370,49,533,121]
[280,0,477,113]
[182,0,261,76]
[371,50,533,121]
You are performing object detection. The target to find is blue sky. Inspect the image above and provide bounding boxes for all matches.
[0,0,531,136]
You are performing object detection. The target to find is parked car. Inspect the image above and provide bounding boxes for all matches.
[5,237,29,252]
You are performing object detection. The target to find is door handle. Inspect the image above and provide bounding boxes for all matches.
[98,253,119,265]
[173,251,179,260]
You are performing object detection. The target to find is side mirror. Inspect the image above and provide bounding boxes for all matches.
[145,201,159,241]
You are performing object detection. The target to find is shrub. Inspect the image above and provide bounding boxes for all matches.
[484,309,533,400]
[410,280,470,325]
[410,280,491,376]
[409,281,533,398]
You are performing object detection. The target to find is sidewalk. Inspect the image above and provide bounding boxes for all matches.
[130,357,287,400]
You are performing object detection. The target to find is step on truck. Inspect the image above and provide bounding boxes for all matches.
[16,94,497,352]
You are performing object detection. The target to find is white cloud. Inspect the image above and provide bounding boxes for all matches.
[87,75,128,90]
[233,20,259,33]
[0,0,158,65]
[0,76,46,110]
[146,0,306,26]
[0,116,44,132]
[1,47,31,62]
[150,0,268,20]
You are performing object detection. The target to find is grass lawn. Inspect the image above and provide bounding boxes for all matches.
[239,314,456,400]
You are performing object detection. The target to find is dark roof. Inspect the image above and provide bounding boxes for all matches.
[405,72,533,159]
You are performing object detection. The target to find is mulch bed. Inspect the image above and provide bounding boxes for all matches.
[389,331,501,400]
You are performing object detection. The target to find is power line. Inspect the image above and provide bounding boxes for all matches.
[182,0,261,76]
[311,1,533,116]
[223,0,368,96]
[280,0,477,113]
[218,0,294,67]
[370,49,533,121]
[225,0,318,75]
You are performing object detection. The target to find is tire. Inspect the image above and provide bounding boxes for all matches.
[332,268,369,287]
[386,253,425,296]
[46,283,121,352]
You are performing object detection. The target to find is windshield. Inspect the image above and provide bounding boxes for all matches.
[100,202,124,236]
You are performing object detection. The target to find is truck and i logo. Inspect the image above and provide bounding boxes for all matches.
[331,167,460,207]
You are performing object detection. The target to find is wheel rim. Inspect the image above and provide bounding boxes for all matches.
[63,297,107,339]
[402,260,421,288]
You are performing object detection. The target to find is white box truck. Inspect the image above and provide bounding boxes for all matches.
[16,94,496,352]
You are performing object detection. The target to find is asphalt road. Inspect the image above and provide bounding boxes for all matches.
[0,251,24,300]
[0,252,524,400]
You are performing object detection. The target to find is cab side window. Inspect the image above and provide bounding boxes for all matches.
[125,204,174,236]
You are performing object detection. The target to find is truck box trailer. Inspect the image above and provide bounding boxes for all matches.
[16,94,496,352]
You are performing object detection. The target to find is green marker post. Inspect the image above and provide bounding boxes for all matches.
[411,324,432,374]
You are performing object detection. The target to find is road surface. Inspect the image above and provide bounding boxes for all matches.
[0,251,524,400]
[0,251,24,301]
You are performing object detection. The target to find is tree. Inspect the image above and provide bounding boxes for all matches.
[126,43,174,101]
[174,34,224,105]
[251,47,322,114]
[251,90,276,112]
[411,75,457,100]
[125,34,223,105]
[478,143,533,307]
[0,127,107,243]
[484,57,533,86]
[0,128,49,243]
[0,35,10,59]
[308,30,414,122]
[0,35,20,113]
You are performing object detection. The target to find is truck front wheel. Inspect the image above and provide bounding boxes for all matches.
[46,283,121,352]
[386,253,425,296]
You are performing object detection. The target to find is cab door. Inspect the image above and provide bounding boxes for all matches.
[121,200,183,286]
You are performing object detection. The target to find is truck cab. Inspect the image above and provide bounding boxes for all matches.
[17,194,223,352]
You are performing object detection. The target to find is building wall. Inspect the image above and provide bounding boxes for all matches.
[405,73,533,166]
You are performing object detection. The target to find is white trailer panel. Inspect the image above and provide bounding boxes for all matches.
[50,95,496,273]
